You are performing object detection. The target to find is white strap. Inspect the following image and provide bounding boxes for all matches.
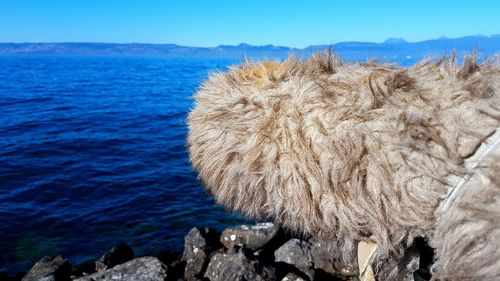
[440,128,500,211]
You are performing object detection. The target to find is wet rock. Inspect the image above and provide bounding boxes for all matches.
[220,222,278,251]
[73,257,167,281]
[274,239,314,280]
[181,227,219,281]
[204,248,276,281]
[21,255,72,281]
[95,243,134,271]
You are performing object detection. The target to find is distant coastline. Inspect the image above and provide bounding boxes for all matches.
[1,34,499,60]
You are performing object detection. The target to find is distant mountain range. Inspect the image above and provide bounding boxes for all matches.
[1,35,499,61]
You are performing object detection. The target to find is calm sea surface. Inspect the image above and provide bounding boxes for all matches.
[0,55,250,273]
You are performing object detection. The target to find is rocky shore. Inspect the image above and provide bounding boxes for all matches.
[1,222,432,281]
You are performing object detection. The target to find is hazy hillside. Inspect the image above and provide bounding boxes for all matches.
[1,35,499,62]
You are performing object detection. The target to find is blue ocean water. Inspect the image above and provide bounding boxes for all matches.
[0,55,250,274]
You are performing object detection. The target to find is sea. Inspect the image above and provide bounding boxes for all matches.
[0,55,255,274]
[0,54,419,274]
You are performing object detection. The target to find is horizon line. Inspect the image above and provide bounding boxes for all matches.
[1,33,499,49]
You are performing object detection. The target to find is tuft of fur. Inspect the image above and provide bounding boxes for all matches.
[187,52,500,272]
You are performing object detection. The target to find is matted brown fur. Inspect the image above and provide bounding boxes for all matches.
[187,52,500,277]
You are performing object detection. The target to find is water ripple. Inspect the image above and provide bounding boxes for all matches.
[0,55,248,274]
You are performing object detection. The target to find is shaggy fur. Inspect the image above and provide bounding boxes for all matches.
[431,148,500,280]
[187,52,500,278]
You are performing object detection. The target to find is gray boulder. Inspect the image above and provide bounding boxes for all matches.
[309,240,357,279]
[22,255,72,281]
[274,239,314,280]
[73,257,167,281]
[181,227,219,281]
[204,249,275,281]
[95,243,134,271]
[220,222,278,251]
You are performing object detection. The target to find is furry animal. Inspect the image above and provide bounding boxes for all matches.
[187,51,500,280]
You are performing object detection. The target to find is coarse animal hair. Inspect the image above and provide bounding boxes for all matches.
[187,51,500,277]
[431,153,500,281]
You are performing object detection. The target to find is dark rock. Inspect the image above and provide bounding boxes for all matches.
[274,239,314,280]
[272,262,310,281]
[414,269,432,281]
[0,272,10,281]
[11,272,25,281]
[378,247,419,281]
[181,227,219,281]
[281,272,306,281]
[21,255,71,281]
[309,241,334,275]
[71,259,96,277]
[378,237,433,281]
[73,257,167,281]
[309,240,357,279]
[204,248,276,281]
[220,222,278,251]
[415,237,434,281]
[95,243,134,271]
[252,228,294,266]
[0,272,19,281]
[166,259,186,281]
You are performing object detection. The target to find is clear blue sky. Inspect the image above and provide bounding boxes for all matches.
[0,0,498,47]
